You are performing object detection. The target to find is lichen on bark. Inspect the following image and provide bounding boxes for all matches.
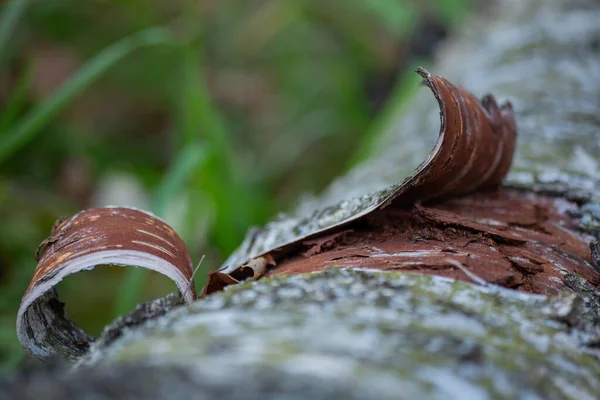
[75,270,600,399]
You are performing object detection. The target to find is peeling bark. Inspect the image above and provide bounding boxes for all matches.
[17,207,195,361]
[271,189,599,295]
[217,68,518,280]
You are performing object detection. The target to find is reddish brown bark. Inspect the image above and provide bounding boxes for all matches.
[269,189,599,295]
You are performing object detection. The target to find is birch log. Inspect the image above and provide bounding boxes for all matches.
[3,0,600,399]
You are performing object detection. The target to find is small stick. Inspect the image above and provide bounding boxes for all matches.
[181,254,205,302]
[445,258,488,286]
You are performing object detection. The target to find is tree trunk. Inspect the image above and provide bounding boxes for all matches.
[4,0,600,399]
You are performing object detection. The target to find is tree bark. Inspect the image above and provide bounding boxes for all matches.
[4,0,600,399]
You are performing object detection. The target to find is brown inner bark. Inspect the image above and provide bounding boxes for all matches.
[268,189,599,295]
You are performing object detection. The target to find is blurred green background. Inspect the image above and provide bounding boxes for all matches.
[0,0,470,370]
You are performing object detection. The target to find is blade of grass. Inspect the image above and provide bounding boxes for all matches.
[110,268,145,318]
[177,6,268,252]
[0,0,29,72]
[179,45,230,151]
[152,142,208,217]
[349,60,426,166]
[434,0,471,24]
[178,44,245,252]
[0,27,177,165]
[359,0,417,37]
[0,61,31,131]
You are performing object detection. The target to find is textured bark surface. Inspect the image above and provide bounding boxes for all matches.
[5,0,600,398]
[4,270,600,399]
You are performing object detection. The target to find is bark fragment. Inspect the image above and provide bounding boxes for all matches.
[17,207,195,361]
[212,69,517,292]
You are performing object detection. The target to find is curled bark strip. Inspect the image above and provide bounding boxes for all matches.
[17,207,195,361]
[207,68,517,294]
[383,68,516,206]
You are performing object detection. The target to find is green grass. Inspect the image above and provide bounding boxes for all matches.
[0,0,29,71]
[349,60,427,166]
[0,27,178,164]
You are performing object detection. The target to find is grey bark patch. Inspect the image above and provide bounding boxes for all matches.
[591,241,600,271]
[18,288,94,361]
[0,362,410,400]
[73,270,600,399]
[562,273,600,348]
